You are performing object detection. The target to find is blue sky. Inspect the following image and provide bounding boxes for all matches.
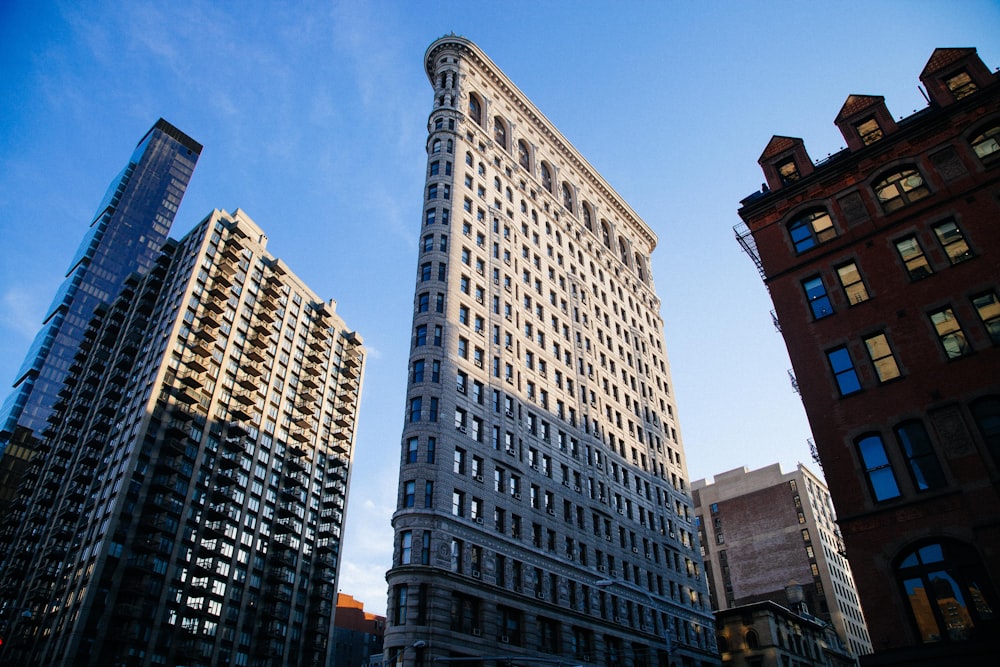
[1,0,997,614]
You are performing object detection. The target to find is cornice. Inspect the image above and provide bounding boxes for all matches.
[425,37,658,253]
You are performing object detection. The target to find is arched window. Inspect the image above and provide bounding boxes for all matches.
[970,396,1000,462]
[600,220,611,248]
[540,162,552,192]
[494,117,507,150]
[562,182,573,212]
[745,629,759,649]
[893,420,946,491]
[518,139,530,170]
[896,539,997,643]
[873,167,930,213]
[787,209,836,253]
[634,253,646,282]
[856,433,901,501]
[970,123,1000,163]
[582,203,594,232]
[618,238,629,264]
[468,93,482,125]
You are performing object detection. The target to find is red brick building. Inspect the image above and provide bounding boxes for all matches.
[736,48,1000,666]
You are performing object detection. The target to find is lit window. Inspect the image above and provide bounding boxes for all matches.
[864,333,900,383]
[971,291,1000,344]
[788,209,836,253]
[855,116,883,145]
[827,346,862,396]
[894,235,933,280]
[856,434,900,501]
[452,490,465,517]
[777,157,799,184]
[970,123,1000,163]
[945,70,977,99]
[836,261,870,305]
[897,540,997,643]
[932,219,973,264]
[929,307,970,359]
[874,168,929,213]
[894,421,946,491]
[803,276,834,319]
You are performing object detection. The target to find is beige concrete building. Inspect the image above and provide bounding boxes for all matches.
[692,464,871,660]
[383,36,717,667]
[715,600,854,667]
[0,209,364,666]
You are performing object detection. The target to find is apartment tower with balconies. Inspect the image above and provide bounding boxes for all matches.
[0,208,364,667]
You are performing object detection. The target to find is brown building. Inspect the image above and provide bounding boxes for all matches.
[334,593,386,667]
[735,48,1000,666]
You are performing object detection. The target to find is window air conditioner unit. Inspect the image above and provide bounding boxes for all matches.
[598,565,606,572]
[536,592,545,599]
[475,517,484,525]
[632,547,639,554]
[614,616,622,623]
[457,426,467,433]
[513,493,521,500]
[474,475,483,482]
[505,409,514,417]
[574,486,582,492]
[500,635,509,644]
[472,569,481,578]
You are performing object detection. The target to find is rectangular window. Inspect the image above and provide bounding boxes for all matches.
[972,291,1000,344]
[826,346,861,396]
[401,530,413,564]
[857,434,900,501]
[864,333,901,383]
[836,261,869,305]
[855,116,883,145]
[932,219,973,265]
[803,276,833,319]
[895,235,933,280]
[929,307,970,359]
[406,437,419,463]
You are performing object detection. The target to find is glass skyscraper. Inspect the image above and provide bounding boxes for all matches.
[0,119,201,502]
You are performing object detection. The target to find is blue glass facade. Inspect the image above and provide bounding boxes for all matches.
[0,119,201,474]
